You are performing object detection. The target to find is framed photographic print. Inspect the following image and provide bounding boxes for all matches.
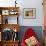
[9,10,18,15]
[2,10,9,15]
[23,8,36,19]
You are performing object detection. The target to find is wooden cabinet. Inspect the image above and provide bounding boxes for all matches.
[0,7,20,46]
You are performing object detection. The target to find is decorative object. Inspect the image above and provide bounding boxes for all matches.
[9,10,15,15]
[2,28,13,41]
[2,10,9,15]
[15,0,17,7]
[25,36,38,46]
[9,10,18,15]
[13,32,18,41]
[23,8,36,19]
[21,28,41,46]
[13,28,18,41]
[5,18,8,24]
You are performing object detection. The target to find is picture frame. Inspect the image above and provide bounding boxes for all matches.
[23,8,36,19]
[2,10,9,15]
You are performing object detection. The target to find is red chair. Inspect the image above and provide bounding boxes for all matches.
[21,28,41,46]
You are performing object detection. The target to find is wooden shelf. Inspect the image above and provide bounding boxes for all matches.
[0,7,20,46]
[1,40,19,46]
[0,7,19,10]
[0,24,20,32]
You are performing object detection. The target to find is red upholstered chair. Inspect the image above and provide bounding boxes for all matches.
[21,28,41,46]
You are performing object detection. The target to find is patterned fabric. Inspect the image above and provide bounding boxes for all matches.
[21,28,41,46]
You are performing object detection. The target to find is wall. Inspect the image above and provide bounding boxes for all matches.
[0,0,44,26]
[19,0,43,26]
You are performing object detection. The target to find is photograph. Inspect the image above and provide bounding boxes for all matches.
[23,8,36,19]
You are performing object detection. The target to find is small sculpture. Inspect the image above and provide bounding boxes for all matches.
[5,18,8,24]
[15,0,17,7]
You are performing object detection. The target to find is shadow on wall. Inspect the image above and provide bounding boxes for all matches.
[18,26,43,44]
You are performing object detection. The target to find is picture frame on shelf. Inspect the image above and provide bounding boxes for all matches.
[9,11,18,15]
[23,8,36,19]
[2,10,9,15]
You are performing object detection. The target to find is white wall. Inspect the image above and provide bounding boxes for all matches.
[19,0,44,26]
[0,0,43,26]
